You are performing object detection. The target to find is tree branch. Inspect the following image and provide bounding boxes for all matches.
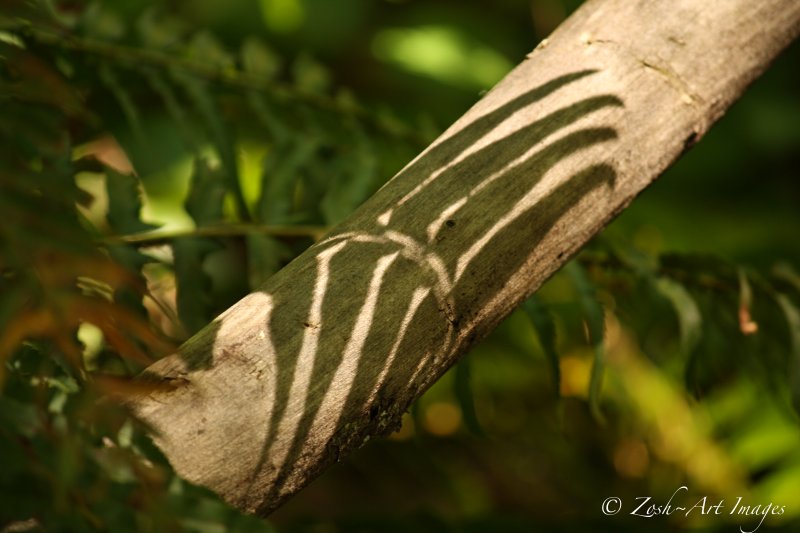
[128,0,800,515]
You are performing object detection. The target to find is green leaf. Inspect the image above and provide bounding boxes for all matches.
[522,294,560,400]
[652,276,702,355]
[174,71,249,221]
[104,243,155,320]
[454,357,483,436]
[257,137,318,224]
[173,159,228,334]
[241,38,282,79]
[246,234,289,290]
[173,237,220,335]
[607,239,658,275]
[143,67,201,151]
[292,53,330,94]
[320,123,377,225]
[185,158,227,226]
[565,261,605,423]
[98,64,148,150]
[105,171,159,235]
[775,294,800,415]
[247,92,290,144]
[0,396,41,438]
[774,262,800,296]
[187,31,235,71]
[136,8,188,49]
[103,168,158,316]
[80,3,126,40]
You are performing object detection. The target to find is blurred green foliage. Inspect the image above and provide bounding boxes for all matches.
[1,0,799,531]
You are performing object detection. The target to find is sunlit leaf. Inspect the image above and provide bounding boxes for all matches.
[371,25,513,89]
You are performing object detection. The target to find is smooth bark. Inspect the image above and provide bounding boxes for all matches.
[130,0,800,515]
